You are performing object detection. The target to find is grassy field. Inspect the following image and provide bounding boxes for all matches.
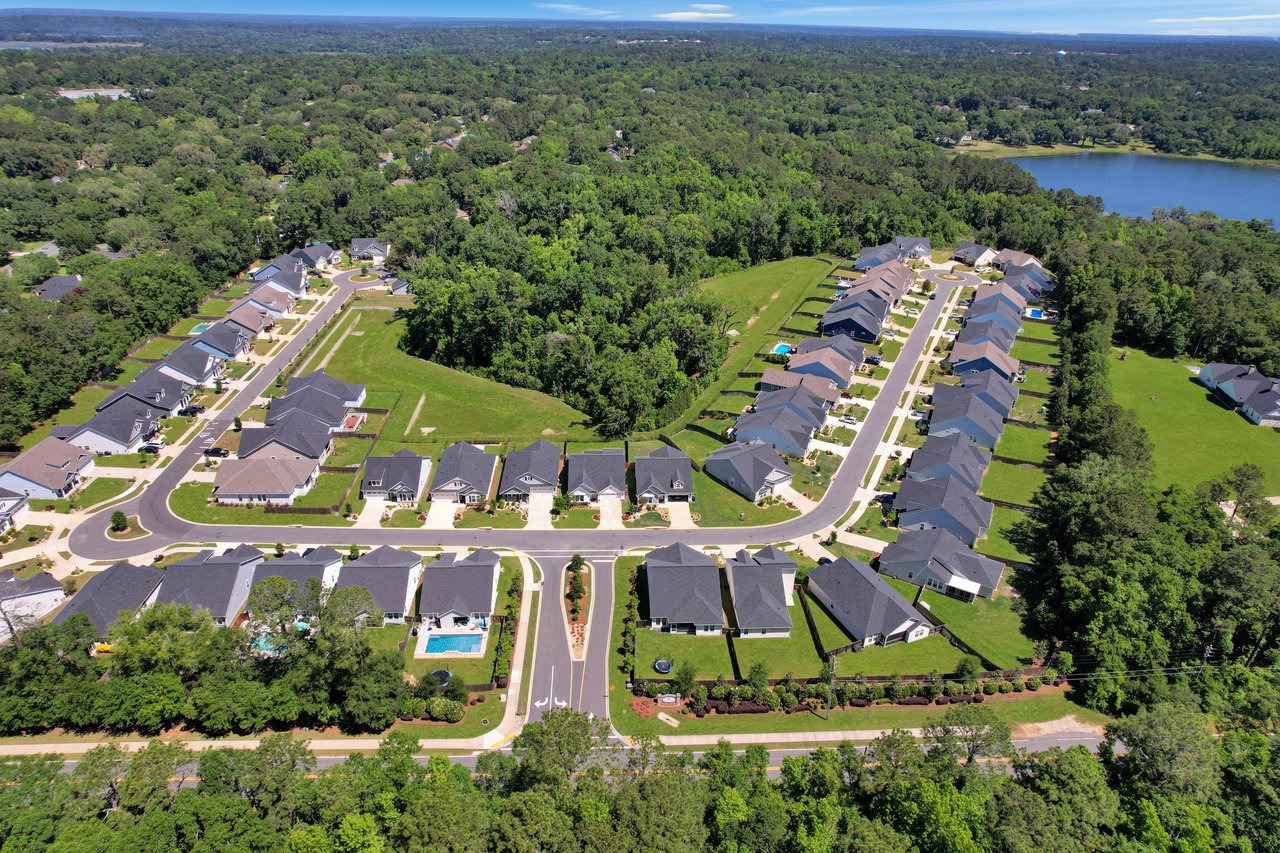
[328,438,373,468]
[636,628,735,682]
[455,507,525,529]
[824,541,879,564]
[787,457,835,501]
[170,483,357,527]
[838,634,973,677]
[980,460,1046,508]
[551,507,598,529]
[324,310,597,450]
[48,477,132,513]
[18,385,111,449]
[732,603,827,679]
[1010,338,1061,366]
[920,584,1036,671]
[1110,348,1280,492]
[670,427,729,464]
[691,471,800,527]
[977,506,1033,563]
[846,506,899,542]
[995,423,1052,464]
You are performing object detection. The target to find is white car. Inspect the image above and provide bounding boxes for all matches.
[839,416,860,425]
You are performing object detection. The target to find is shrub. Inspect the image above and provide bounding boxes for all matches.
[1026,677,1042,691]
[998,681,1013,694]
[973,693,985,703]
[688,685,709,714]
[1012,678,1026,693]
[401,697,427,720]
[425,697,465,723]
[982,681,997,695]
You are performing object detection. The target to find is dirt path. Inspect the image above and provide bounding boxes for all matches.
[404,393,427,436]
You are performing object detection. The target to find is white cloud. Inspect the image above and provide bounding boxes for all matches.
[688,3,731,9]
[654,9,737,19]
[1148,13,1280,23]
[790,5,878,12]
[535,3,620,17]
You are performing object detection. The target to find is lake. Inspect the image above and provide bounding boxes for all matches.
[1005,153,1280,223]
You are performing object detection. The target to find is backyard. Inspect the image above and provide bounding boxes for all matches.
[979,460,1047,508]
[994,423,1052,465]
[977,506,1034,563]
[169,482,361,527]
[919,583,1036,671]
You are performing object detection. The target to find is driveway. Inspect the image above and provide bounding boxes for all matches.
[525,493,554,530]
[354,497,387,529]
[665,501,696,529]
[422,500,458,530]
[596,496,623,530]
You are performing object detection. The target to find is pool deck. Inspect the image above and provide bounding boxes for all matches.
[413,625,491,659]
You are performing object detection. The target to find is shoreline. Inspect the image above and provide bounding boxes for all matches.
[951,140,1280,170]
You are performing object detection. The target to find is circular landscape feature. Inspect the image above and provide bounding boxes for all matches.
[653,659,673,674]
[431,669,453,685]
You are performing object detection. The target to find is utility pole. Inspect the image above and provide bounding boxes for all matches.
[825,654,836,720]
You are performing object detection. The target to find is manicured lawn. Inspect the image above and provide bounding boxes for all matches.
[977,506,1033,563]
[381,508,424,528]
[838,633,973,677]
[670,427,730,464]
[920,584,1036,671]
[879,339,905,363]
[94,453,154,469]
[732,604,826,679]
[691,471,800,527]
[48,477,132,513]
[455,507,525,529]
[292,472,360,511]
[327,310,597,448]
[846,506,899,543]
[0,525,48,556]
[825,540,879,564]
[170,483,355,527]
[786,313,821,334]
[131,337,181,360]
[552,507,599,529]
[806,592,856,652]
[1019,366,1054,395]
[636,628,735,683]
[19,386,111,449]
[979,460,1046,508]
[995,423,1052,464]
[329,437,374,468]
[1011,393,1049,425]
[1010,338,1061,366]
[624,510,670,529]
[108,360,150,384]
[1110,348,1280,493]
[199,298,235,315]
[788,456,835,501]
[817,426,857,447]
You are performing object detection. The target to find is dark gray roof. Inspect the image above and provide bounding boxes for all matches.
[955,318,1015,352]
[291,244,337,268]
[195,321,247,356]
[364,449,428,494]
[33,274,82,300]
[237,422,331,460]
[725,549,793,631]
[566,448,626,495]
[53,562,163,636]
[335,548,421,614]
[419,549,499,617]
[499,440,561,495]
[959,370,1018,416]
[894,475,993,542]
[253,254,306,280]
[352,545,423,569]
[929,384,1006,442]
[892,236,932,257]
[822,290,890,331]
[268,387,350,430]
[633,446,693,499]
[853,243,900,270]
[432,442,498,493]
[351,238,387,255]
[251,548,339,597]
[964,298,1022,330]
[879,528,1005,593]
[99,366,190,415]
[253,267,308,296]
[733,406,814,454]
[907,433,992,492]
[0,570,63,600]
[154,552,251,615]
[752,385,829,428]
[704,442,791,498]
[77,403,159,447]
[953,242,992,264]
[161,340,220,382]
[286,370,364,404]
[793,334,865,367]
[808,557,924,643]
[644,544,722,627]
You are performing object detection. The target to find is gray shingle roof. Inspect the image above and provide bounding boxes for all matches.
[33,274,82,300]
[733,406,814,455]
[53,562,163,636]
[929,384,1006,442]
[161,340,221,383]
[644,543,722,627]
[704,442,792,499]
[953,242,993,265]
[793,334,865,366]
[351,238,387,256]
[267,388,349,430]
[418,549,499,617]
[363,449,428,496]
[431,442,498,495]
[907,433,992,492]
[76,404,159,449]
[807,557,924,643]
[0,437,94,491]
[335,546,422,614]
[0,570,63,600]
[894,475,993,543]
[633,446,693,500]
[725,549,793,631]
[955,318,1016,351]
[251,547,341,598]
[498,440,561,495]
[752,385,829,427]
[879,528,1005,594]
[154,548,260,616]
[959,370,1018,416]
[237,422,331,460]
[195,321,247,357]
[99,366,190,416]
[566,448,626,496]
[291,244,337,268]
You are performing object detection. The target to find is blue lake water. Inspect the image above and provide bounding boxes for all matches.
[1005,153,1280,223]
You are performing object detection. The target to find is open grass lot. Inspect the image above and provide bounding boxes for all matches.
[692,471,800,527]
[977,506,1033,563]
[995,423,1052,464]
[325,310,597,449]
[18,385,111,449]
[1110,348,1280,493]
[552,507,598,529]
[636,628,735,682]
[48,477,132,513]
[732,604,826,679]
[1010,338,1061,366]
[170,482,356,527]
[455,507,525,529]
[980,460,1046,508]
[198,298,235,315]
[847,506,899,543]
[920,584,1036,671]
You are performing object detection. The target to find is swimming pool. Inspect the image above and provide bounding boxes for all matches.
[1026,309,1045,319]
[771,342,793,355]
[425,634,483,654]
[190,322,213,334]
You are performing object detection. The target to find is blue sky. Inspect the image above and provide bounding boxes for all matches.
[41,1,1280,36]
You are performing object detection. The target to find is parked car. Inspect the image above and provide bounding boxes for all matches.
[910,409,929,419]
[177,405,205,417]
[866,355,883,366]
[875,493,895,504]
[839,416,859,425]
[929,293,937,300]
[203,446,230,458]
[141,442,164,453]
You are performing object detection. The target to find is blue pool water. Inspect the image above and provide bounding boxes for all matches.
[771,342,793,355]
[190,322,212,334]
[426,634,483,654]
[1026,309,1045,319]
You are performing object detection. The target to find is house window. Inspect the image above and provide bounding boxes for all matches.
[466,493,480,503]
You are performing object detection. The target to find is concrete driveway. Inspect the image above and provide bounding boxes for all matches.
[423,500,458,530]
[665,501,696,529]
[597,496,623,530]
[526,493,554,530]
[354,497,386,529]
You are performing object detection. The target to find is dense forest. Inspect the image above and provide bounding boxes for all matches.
[2,707,1278,852]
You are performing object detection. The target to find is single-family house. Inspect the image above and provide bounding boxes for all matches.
[251,269,308,300]
[894,475,993,546]
[992,249,1041,271]
[213,457,320,505]
[52,561,163,637]
[733,405,814,458]
[335,546,423,624]
[291,243,341,271]
[233,291,294,319]
[430,442,498,504]
[787,347,858,388]
[0,570,66,641]
[704,441,793,502]
[758,369,843,405]
[806,558,932,648]
[892,236,933,260]
[1242,383,1280,427]
[266,390,350,433]
[852,242,901,271]
[906,433,992,492]
[565,448,627,503]
[157,340,224,386]
[193,321,250,362]
[793,334,865,368]
[0,437,95,500]
[820,292,890,342]
[155,546,264,626]
[643,543,723,635]
[972,282,1028,317]
[97,367,192,419]
[224,303,275,338]
[350,238,388,264]
[387,277,411,296]
[963,298,1023,336]
[250,547,343,610]
[33,274,82,301]
[418,549,501,628]
[948,340,1020,381]
[633,446,694,504]
[878,528,1006,602]
[0,488,27,535]
[957,370,1018,418]
[952,242,996,267]
[955,318,1016,352]
[497,440,560,502]
[927,384,1006,449]
[725,546,796,637]
[1200,364,1280,424]
[752,384,830,427]
[237,422,333,461]
[1002,263,1055,302]
[252,254,306,282]
[361,449,431,504]
[64,405,160,456]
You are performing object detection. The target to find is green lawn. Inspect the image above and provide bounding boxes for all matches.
[329,437,374,468]
[624,510,670,529]
[920,584,1036,671]
[846,506,899,543]
[636,628,736,683]
[326,310,597,449]
[1011,393,1049,425]
[1018,367,1054,395]
[670,427,730,465]
[788,456,835,501]
[841,634,974,677]
[170,483,356,527]
[455,507,526,529]
[19,386,111,449]
[131,337,182,360]
[381,508,424,528]
[980,460,1046,508]
[995,423,1052,465]
[1010,338,1061,366]
[732,603,826,679]
[825,541,879,564]
[1110,348,1280,492]
[692,471,800,527]
[0,525,48,556]
[48,477,132,513]
[977,506,1033,563]
[552,507,599,529]
[108,360,150,384]
[817,426,857,447]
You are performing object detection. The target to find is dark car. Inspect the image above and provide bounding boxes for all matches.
[202,446,230,458]
[141,442,164,453]
[866,355,883,366]
[177,405,205,417]
[875,492,895,504]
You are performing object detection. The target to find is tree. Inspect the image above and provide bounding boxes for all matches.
[247,576,301,636]
[1104,703,1221,804]
[672,661,697,698]
[922,703,1013,767]
[509,710,609,789]
[110,511,128,533]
